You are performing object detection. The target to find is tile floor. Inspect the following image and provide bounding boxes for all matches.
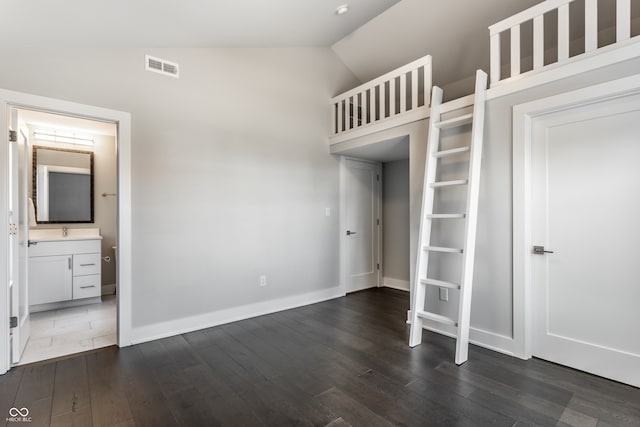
[18,295,117,365]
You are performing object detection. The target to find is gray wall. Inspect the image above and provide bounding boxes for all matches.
[0,48,358,329]
[382,160,410,282]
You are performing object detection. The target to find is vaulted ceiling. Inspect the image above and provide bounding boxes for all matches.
[2,0,557,96]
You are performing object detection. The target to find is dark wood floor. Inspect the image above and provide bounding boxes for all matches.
[1,288,639,426]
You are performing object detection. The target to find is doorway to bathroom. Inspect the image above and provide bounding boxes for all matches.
[0,89,133,374]
[16,109,118,365]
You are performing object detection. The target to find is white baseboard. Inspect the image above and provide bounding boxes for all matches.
[102,284,116,295]
[406,309,515,357]
[381,277,410,292]
[130,286,346,345]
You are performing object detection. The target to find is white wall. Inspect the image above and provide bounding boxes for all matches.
[382,160,410,286]
[0,48,359,337]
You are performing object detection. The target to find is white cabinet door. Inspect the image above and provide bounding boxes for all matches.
[29,256,72,305]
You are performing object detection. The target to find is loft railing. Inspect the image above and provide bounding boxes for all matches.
[331,55,432,138]
[489,0,636,85]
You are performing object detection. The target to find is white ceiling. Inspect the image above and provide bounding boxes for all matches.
[0,0,399,47]
[336,136,409,162]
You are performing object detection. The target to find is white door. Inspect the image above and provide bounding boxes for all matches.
[344,158,380,293]
[531,93,640,387]
[9,109,30,364]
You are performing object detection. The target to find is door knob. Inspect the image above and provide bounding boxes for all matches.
[346,230,357,236]
[533,245,554,254]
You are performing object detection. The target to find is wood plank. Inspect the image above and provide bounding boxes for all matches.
[85,348,135,426]
[315,387,393,427]
[50,356,92,427]
[2,287,638,426]
[12,363,56,427]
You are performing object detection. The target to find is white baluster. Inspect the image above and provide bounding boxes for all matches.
[364,90,369,124]
[424,62,432,106]
[369,87,376,123]
[585,0,598,52]
[616,0,631,42]
[337,100,343,132]
[354,93,360,127]
[380,83,386,119]
[400,73,407,113]
[558,3,570,61]
[411,69,419,110]
[389,77,396,116]
[490,33,501,84]
[533,15,544,70]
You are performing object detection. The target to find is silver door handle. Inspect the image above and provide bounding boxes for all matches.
[80,285,96,289]
[346,230,357,236]
[80,263,96,267]
[533,245,554,254]
[28,240,38,247]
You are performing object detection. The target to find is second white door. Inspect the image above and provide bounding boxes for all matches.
[531,92,640,387]
[344,158,380,293]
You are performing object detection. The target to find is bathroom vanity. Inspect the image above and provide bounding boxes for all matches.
[28,228,102,312]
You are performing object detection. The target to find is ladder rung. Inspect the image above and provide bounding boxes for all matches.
[426,213,466,219]
[434,146,470,158]
[420,278,461,290]
[430,179,468,188]
[423,246,463,254]
[416,310,458,326]
[434,113,473,129]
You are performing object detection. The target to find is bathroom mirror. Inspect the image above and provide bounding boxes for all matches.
[33,146,94,223]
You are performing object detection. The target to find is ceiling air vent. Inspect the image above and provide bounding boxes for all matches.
[145,55,179,78]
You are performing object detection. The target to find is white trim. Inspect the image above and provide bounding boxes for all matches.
[0,88,133,374]
[130,286,345,344]
[511,74,640,360]
[381,277,410,292]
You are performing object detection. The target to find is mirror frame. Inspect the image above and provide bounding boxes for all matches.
[32,145,95,224]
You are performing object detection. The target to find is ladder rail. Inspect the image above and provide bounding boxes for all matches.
[409,86,444,348]
[455,70,488,364]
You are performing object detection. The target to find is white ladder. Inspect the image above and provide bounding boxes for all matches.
[409,70,488,365]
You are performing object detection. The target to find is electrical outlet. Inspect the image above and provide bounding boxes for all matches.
[439,287,449,302]
[260,275,267,287]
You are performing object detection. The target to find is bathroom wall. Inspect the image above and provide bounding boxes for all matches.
[27,128,118,291]
[0,48,359,338]
[382,159,410,289]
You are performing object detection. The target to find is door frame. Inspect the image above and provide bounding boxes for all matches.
[511,74,640,360]
[0,88,133,374]
[339,156,382,294]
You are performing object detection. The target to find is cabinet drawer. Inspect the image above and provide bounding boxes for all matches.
[73,275,101,299]
[73,253,101,276]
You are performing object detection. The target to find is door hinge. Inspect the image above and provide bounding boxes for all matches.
[9,130,17,142]
[376,174,379,182]
[377,218,380,226]
[377,263,380,270]
[10,316,17,328]
[9,223,17,235]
